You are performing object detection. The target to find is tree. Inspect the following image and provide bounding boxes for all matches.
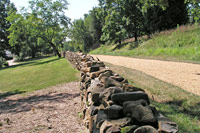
[101,7,126,45]
[142,0,188,34]
[7,11,39,58]
[29,0,70,57]
[86,8,103,46]
[70,18,93,52]
[0,0,16,57]
[121,0,144,41]
[100,0,144,44]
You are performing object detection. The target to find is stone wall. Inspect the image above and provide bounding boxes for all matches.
[65,51,178,133]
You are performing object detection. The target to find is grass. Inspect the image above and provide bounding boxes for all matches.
[0,56,79,95]
[90,24,200,63]
[105,63,200,133]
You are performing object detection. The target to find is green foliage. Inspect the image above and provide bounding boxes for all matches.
[90,25,200,62]
[188,3,200,23]
[70,18,93,52]
[0,57,9,67]
[0,57,6,67]
[63,41,76,52]
[0,0,16,57]
[27,0,70,57]
[0,56,79,93]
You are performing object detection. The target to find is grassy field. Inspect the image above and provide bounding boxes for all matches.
[90,25,200,63]
[0,56,79,95]
[106,63,200,133]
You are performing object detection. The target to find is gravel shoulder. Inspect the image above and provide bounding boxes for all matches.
[92,55,200,96]
[0,82,84,133]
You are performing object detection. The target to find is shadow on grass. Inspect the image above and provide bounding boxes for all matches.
[0,57,61,70]
[163,100,200,120]
[0,92,80,114]
[112,42,129,51]
[29,58,60,66]
[0,90,26,99]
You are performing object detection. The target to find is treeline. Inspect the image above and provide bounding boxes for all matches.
[0,0,69,62]
[69,0,200,52]
[0,0,200,63]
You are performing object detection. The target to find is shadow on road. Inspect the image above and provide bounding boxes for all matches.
[0,92,80,114]
[0,90,26,99]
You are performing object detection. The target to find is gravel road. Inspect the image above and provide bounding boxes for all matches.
[0,82,84,133]
[92,55,200,96]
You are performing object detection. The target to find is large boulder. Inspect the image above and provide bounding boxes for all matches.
[99,87,124,101]
[100,76,122,88]
[90,69,112,79]
[111,91,150,105]
[100,118,132,133]
[104,105,123,119]
[123,100,157,123]
[156,113,178,133]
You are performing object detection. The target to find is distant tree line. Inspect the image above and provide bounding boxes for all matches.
[0,0,69,62]
[0,0,199,64]
[69,0,200,52]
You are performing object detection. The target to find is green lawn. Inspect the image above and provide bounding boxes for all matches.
[106,63,200,133]
[0,56,79,94]
[90,25,200,63]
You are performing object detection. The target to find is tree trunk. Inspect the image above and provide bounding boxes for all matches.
[50,42,61,57]
[134,32,138,42]
[31,48,36,58]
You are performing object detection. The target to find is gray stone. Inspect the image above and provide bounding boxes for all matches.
[90,69,111,79]
[96,110,108,128]
[88,79,104,92]
[123,100,157,123]
[100,76,122,88]
[157,113,178,133]
[104,105,123,119]
[134,126,158,133]
[99,87,124,101]
[100,120,112,133]
[99,71,113,80]
[122,84,145,92]
[100,118,132,133]
[110,75,124,82]
[111,91,150,105]
[106,126,121,133]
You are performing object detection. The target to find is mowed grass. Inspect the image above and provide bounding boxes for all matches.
[90,25,200,63]
[106,63,200,133]
[0,56,79,94]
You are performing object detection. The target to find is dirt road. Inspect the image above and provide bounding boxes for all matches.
[0,82,84,133]
[92,55,200,96]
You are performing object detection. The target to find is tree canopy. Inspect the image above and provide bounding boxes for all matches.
[1,0,199,60]
[0,0,16,57]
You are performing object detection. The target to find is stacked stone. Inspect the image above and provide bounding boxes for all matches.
[65,51,178,133]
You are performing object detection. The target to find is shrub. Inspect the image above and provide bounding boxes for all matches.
[3,62,9,67]
[0,57,6,67]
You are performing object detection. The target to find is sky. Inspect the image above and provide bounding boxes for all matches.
[10,0,99,21]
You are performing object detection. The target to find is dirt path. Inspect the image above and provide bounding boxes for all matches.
[92,55,200,96]
[0,82,84,133]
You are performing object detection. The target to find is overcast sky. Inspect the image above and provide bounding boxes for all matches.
[10,0,99,21]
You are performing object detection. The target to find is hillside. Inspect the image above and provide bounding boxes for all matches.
[90,25,200,63]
